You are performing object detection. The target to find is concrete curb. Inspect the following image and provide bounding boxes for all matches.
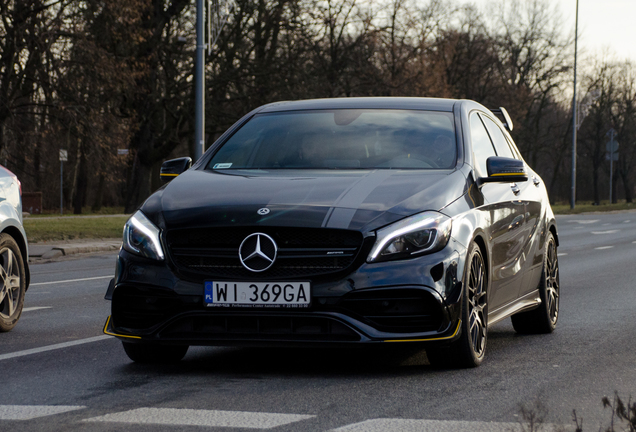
[29,240,121,262]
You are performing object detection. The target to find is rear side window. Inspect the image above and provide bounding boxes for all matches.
[480,114,515,159]
[207,110,457,170]
[470,113,496,176]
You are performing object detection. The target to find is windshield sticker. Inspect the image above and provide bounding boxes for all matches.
[213,163,233,169]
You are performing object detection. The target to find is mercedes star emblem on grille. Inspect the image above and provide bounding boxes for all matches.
[238,233,278,272]
[257,208,270,215]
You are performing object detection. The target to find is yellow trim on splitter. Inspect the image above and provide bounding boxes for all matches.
[103,315,142,339]
[490,172,523,177]
[160,173,179,177]
[384,320,461,343]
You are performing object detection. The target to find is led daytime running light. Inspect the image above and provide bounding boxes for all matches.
[369,217,437,261]
[131,216,164,260]
[124,211,165,261]
[367,212,451,262]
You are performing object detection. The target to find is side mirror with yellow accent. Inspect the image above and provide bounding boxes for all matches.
[480,156,528,184]
[160,157,192,183]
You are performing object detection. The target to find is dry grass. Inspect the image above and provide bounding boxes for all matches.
[24,215,129,242]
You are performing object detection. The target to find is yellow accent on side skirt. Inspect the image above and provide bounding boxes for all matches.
[103,315,142,339]
[384,320,461,343]
[160,173,179,177]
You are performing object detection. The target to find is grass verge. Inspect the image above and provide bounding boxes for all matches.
[28,206,126,217]
[24,215,129,242]
[552,200,636,215]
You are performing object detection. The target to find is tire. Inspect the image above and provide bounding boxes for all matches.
[122,342,189,363]
[0,234,26,332]
[511,232,559,334]
[427,242,488,368]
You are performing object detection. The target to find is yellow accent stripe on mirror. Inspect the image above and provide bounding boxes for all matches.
[160,173,179,177]
[490,172,524,176]
[384,320,461,342]
[103,316,142,339]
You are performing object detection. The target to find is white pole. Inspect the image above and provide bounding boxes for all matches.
[570,0,579,209]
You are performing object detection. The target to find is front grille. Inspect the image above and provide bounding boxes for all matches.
[167,227,364,279]
[159,314,361,342]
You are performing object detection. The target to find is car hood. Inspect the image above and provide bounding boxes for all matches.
[151,169,468,232]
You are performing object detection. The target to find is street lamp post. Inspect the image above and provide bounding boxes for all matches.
[570,0,579,209]
[194,0,205,161]
[194,1,235,161]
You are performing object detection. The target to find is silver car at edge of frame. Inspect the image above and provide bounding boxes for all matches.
[0,165,30,332]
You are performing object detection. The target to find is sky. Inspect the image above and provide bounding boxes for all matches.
[467,0,636,62]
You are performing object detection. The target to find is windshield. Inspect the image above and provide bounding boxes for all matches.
[207,109,456,170]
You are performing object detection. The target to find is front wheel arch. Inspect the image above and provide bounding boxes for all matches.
[1,226,29,289]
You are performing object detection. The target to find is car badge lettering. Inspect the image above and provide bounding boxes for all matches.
[257,208,270,215]
[239,233,278,272]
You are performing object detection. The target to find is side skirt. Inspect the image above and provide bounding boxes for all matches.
[487,290,541,328]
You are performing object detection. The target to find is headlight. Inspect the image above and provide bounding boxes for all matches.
[122,210,165,260]
[367,211,452,262]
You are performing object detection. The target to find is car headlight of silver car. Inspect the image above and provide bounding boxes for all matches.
[122,210,165,261]
[367,211,452,262]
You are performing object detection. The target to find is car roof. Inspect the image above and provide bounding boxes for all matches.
[256,97,458,113]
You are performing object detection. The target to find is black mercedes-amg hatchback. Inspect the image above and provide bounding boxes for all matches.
[104,97,559,368]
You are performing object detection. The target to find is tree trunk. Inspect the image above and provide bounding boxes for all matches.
[621,170,633,203]
[593,165,600,204]
[612,169,619,203]
[124,153,153,213]
[92,172,105,212]
[73,141,88,214]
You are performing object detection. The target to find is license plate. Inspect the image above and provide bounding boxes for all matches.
[204,281,311,308]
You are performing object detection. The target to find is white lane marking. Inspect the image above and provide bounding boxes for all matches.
[591,230,619,235]
[84,408,315,429]
[624,220,631,223]
[567,219,598,224]
[602,223,611,226]
[30,276,112,286]
[22,306,52,312]
[331,419,575,432]
[557,253,568,257]
[0,405,85,420]
[0,335,112,361]
[595,246,614,250]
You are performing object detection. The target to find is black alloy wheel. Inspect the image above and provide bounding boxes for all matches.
[511,232,559,334]
[427,242,488,368]
[0,234,26,332]
[122,342,189,363]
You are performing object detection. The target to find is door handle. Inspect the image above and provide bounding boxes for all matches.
[532,176,541,186]
[511,183,521,195]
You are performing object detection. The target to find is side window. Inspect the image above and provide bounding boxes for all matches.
[470,113,496,176]
[480,114,515,159]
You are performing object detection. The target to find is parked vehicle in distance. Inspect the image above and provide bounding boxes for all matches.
[0,165,30,332]
[105,97,559,367]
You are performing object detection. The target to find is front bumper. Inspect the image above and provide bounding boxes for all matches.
[105,241,466,346]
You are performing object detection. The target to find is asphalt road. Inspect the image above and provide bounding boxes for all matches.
[1,211,635,432]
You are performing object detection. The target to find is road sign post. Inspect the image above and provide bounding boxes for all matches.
[59,149,68,215]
